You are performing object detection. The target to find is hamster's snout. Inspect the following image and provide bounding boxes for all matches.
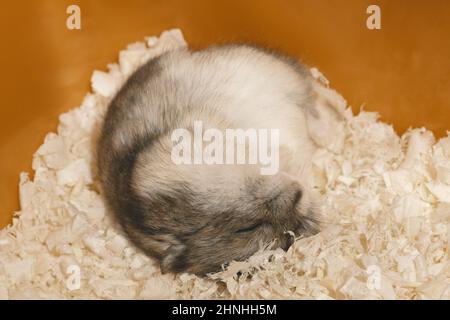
[272,179,303,211]
[261,173,307,219]
[292,189,303,208]
[268,172,320,233]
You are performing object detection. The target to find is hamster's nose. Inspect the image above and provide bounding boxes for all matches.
[285,180,303,210]
[292,187,303,208]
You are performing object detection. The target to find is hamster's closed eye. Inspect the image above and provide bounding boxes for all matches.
[235,222,265,234]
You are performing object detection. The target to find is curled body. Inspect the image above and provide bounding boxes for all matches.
[97,44,324,275]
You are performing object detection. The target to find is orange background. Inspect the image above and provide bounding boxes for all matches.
[0,0,449,228]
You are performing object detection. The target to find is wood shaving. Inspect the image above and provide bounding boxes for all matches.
[0,29,448,299]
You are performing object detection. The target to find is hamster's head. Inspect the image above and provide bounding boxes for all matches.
[126,140,320,275]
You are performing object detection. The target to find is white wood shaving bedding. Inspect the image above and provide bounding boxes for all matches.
[0,29,448,300]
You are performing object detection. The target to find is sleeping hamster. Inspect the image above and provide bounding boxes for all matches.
[97,44,325,275]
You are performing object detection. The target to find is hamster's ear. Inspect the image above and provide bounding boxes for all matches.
[160,242,187,274]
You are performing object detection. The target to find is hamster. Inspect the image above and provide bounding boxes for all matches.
[97,44,325,275]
